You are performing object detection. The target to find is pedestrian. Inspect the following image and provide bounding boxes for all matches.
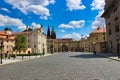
[94,51,96,55]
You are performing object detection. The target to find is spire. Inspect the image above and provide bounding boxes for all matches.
[47,25,51,39]
[51,26,56,39]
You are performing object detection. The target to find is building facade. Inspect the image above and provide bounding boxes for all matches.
[79,38,90,52]
[47,38,81,53]
[0,28,15,57]
[82,27,107,53]
[102,0,120,53]
[14,26,47,54]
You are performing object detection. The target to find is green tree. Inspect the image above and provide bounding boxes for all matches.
[14,35,27,53]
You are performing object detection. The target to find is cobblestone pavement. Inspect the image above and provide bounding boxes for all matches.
[0,52,120,80]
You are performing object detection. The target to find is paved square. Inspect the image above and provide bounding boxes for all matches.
[0,52,120,80]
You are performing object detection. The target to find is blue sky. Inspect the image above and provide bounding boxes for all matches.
[0,0,105,40]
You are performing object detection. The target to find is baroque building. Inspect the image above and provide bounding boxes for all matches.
[102,0,120,53]
[14,26,47,54]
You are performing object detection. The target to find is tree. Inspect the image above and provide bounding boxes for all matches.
[14,35,27,53]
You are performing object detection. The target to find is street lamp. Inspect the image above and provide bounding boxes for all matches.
[50,40,54,54]
[84,36,87,52]
[93,42,96,55]
[0,38,3,64]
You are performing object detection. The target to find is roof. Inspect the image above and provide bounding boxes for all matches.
[13,32,31,35]
[0,31,6,35]
[91,27,106,34]
[54,38,73,42]
[101,0,115,17]
[0,31,15,40]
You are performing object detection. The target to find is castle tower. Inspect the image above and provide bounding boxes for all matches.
[51,26,56,39]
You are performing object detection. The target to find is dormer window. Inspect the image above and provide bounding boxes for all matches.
[7,36,9,39]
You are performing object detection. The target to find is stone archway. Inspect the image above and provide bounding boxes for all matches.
[62,45,68,52]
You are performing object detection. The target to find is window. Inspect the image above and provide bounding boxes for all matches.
[115,23,119,32]
[28,40,30,42]
[114,7,117,12]
[34,34,36,38]
[7,36,8,39]
[96,37,98,40]
[107,14,110,19]
[109,28,112,35]
[108,22,111,26]
[28,45,30,48]
[96,34,98,40]
[6,45,9,49]
[34,44,36,48]
[114,17,118,21]
[109,41,113,48]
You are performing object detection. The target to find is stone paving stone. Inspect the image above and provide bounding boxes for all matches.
[0,52,120,80]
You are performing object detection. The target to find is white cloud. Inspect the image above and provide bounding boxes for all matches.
[61,30,65,33]
[0,8,11,13]
[31,22,41,28]
[25,5,50,20]
[5,0,55,20]
[63,32,81,40]
[91,0,105,10]
[92,10,105,28]
[49,0,55,4]
[0,14,26,30]
[66,0,86,11]
[91,0,105,28]
[59,20,85,29]
[63,34,72,38]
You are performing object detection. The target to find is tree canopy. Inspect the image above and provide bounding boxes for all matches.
[14,35,27,53]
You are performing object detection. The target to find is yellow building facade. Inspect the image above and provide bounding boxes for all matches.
[87,27,107,53]
[47,38,81,53]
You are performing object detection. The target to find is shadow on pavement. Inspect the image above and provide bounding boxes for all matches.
[70,53,104,58]
[97,53,118,57]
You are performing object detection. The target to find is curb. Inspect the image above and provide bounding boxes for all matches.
[0,54,54,66]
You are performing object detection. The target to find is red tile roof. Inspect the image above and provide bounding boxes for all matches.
[0,31,6,35]
[92,27,106,33]
[0,31,15,40]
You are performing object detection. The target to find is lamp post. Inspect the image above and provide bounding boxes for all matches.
[0,38,3,64]
[84,36,87,52]
[93,42,96,55]
[50,40,54,54]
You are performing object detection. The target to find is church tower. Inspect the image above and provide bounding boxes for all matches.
[47,25,51,39]
[51,26,56,39]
